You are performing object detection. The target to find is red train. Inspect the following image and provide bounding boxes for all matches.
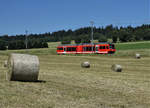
[57,43,116,54]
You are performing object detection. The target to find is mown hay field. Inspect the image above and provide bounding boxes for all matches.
[0,41,150,108]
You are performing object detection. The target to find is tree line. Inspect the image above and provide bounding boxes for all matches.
[0,38,48,50]
[0,24,150,50]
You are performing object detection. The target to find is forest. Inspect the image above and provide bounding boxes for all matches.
[0,24,150,50]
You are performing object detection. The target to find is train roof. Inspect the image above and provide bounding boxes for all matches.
[57,42,113,47]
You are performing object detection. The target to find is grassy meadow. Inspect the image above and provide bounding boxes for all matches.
[0,41,150,108]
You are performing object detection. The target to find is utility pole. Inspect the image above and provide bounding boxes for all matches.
[90,21,94,53]
[25,30,28,49]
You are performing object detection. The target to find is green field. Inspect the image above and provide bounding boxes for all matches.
[0,41,150,108]
[116,41,150,50]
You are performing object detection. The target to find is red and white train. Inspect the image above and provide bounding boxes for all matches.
[57,42,116,54]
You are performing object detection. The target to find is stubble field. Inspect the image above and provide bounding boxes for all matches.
[0,41,150,108]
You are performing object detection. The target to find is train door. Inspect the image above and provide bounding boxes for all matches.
[95,45,99,53]
[63,47,66,54]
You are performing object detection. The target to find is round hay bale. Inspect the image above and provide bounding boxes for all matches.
[81,61,90,68]
[111,64,122,72]
[135,53,141,59]
[7,53,39,81]
[4,60,8,67]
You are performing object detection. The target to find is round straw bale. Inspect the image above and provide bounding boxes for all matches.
[135,53,141,59]
[7,53,39,81]
[4,60,8,67]
[81,61,90,68]
[111,64,122,72]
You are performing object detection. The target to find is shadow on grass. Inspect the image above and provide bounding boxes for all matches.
[10,80,46,83]
[35,80,46,83]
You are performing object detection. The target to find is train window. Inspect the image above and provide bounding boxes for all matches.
[100,46,104,49]
[100,46,103,49]
[83,47,86,51]
[99,46,106,49]
[92,47,95,51]
[72,47,77,51]
[57,47,63,50]
[83,47,89,51]
[67,47,71,51]
[67,47,77,51]
[88,47,92,51]
[83,47,87,51]
[112,45,115,49]
[109,44,115,49]
[83,46,95,51]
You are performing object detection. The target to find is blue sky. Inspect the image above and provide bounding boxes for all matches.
[0,0,149,35]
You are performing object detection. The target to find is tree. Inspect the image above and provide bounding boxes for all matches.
[94,32,102,40]
[61,37,71,44]
[118,29,132,42]
[16,40,25,49]
[74,36,82,44]
[42,42,48,48]
[98,34,107,42]
[105,24,114,38]
[74,34,90,44]
[0,40,7,50]
[111,30,119,43]
[8,41,17,50]
[81,34,90,43]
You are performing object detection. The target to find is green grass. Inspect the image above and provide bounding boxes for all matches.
[114,41,150,57]
[0,41,150,108]
[116,41,150,50]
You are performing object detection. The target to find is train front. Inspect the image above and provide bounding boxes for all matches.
[108,43,116,54]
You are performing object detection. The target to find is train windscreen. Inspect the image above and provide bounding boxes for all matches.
[109,44,115,49]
